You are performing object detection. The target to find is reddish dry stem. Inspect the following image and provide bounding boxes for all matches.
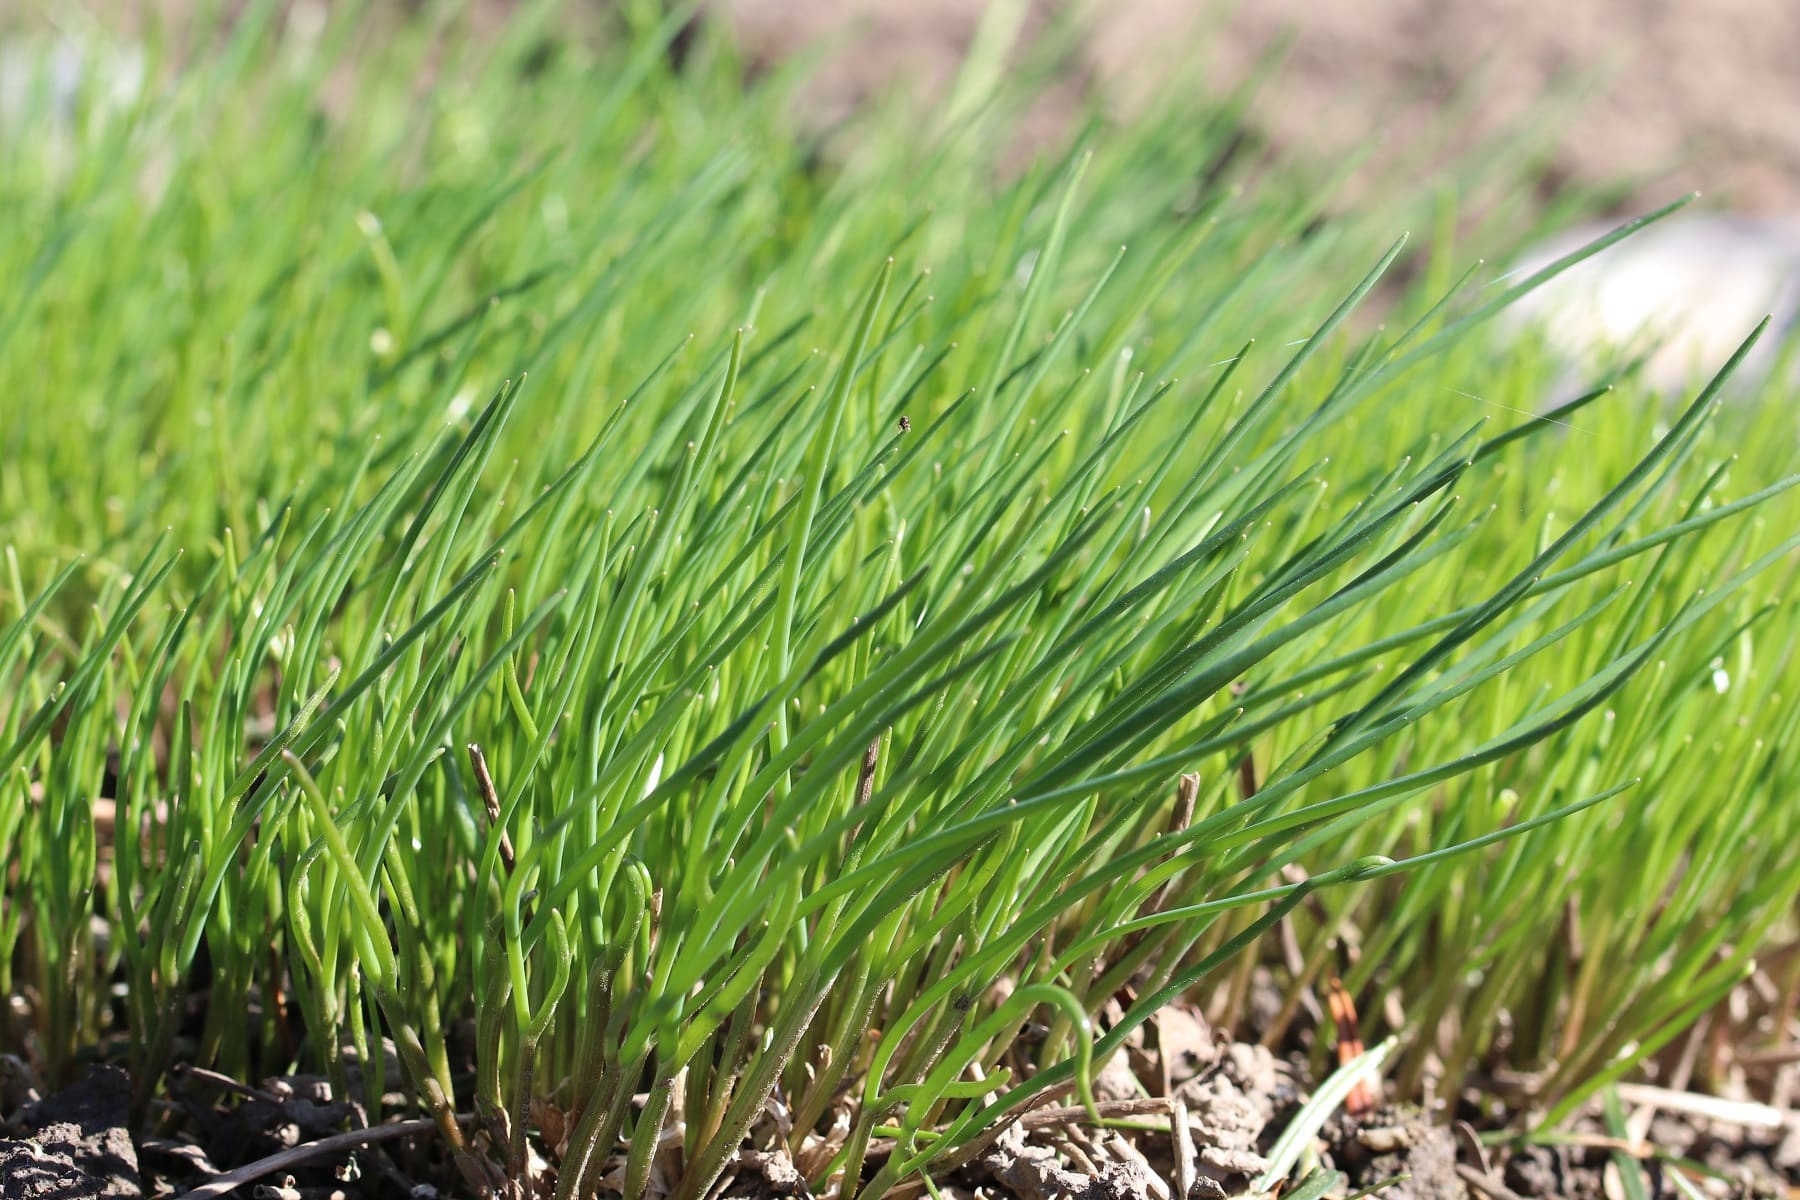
[1328,977,1375,1116]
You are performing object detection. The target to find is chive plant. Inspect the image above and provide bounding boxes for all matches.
[2,3,1797,1197]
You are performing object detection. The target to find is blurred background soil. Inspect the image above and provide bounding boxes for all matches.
[9,0,1796,212]
[722,0,1800,213]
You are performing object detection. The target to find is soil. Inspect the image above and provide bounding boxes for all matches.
[33,0,1800,212]
[5,1013,1796,1200]
[721,0,1800,215]
[0,1065,142,1199]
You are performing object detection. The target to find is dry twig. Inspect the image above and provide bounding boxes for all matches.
[176,1118,446,1198]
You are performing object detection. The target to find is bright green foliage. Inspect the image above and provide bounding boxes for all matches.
[0,4,1796,1197]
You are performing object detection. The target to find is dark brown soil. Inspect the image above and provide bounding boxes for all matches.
[7,1017,1797,1200]
[1,1066,142,1199]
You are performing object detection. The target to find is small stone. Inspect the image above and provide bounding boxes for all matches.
[1357,1124,1417,1153]
[1194,1146,1269,1179]
[1504,213,1800,399]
